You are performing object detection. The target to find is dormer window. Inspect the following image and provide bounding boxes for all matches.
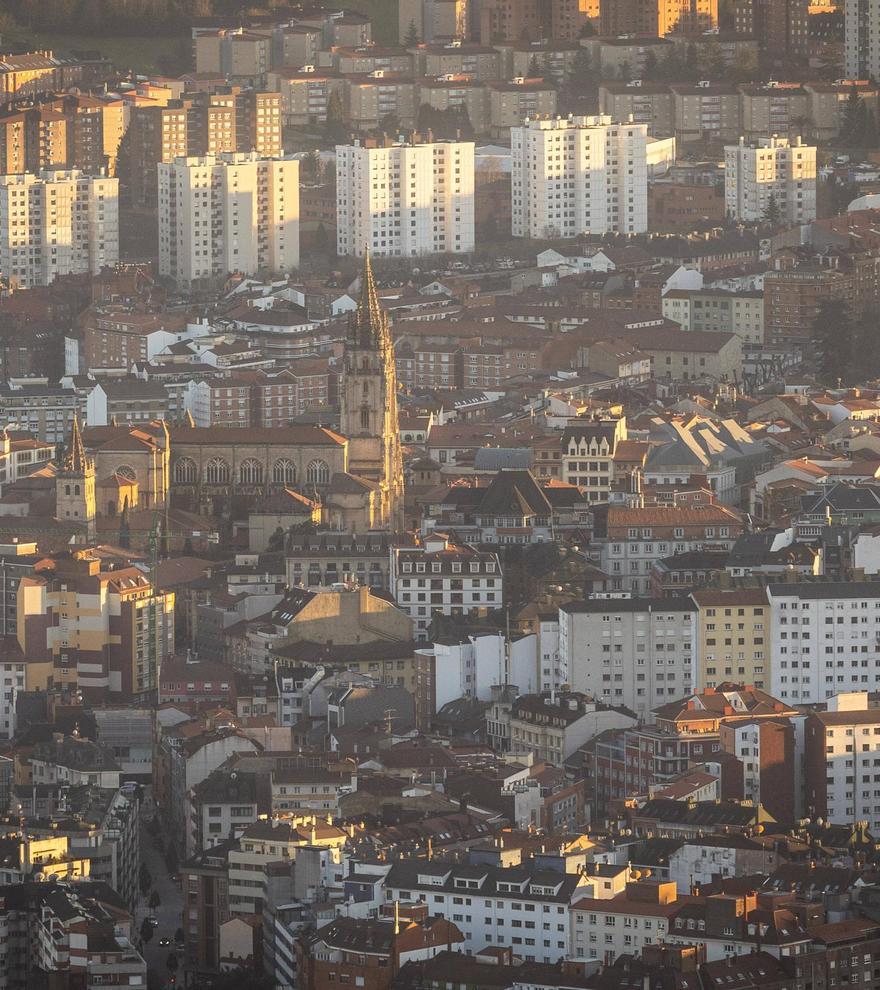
[402,562,412,572]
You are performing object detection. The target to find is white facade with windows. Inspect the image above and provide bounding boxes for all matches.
[570,893,676,965]
[511,115,648,239]
[559,599,696,721]
[0,169,118,288]
[846,0,880,81]
[389,535,501,639]
[158,152,299,286]
[383,861,593,963]
[724,136,816,223]
[335,138,475,257]
[768,582,880,705]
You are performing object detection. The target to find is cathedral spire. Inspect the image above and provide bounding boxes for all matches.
[349,250,387,348]
[64,416,89,473]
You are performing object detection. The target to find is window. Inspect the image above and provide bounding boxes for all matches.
[239,458,263,485]
[306,459,330,485]
[272,458,296,485]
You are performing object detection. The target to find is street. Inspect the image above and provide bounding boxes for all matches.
[137,790,185,987]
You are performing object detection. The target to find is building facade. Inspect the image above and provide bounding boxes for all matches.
[335,137,475,257]
[158,152,299,285]
[0,169,118,288]
[724,136,816,224]
[511,115,648,239]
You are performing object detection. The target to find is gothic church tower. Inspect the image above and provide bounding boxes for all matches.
[339,253,404,530]
[56,417,96,540]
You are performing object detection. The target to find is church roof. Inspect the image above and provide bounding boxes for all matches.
[329,472,379,494]
[61,417,92,474]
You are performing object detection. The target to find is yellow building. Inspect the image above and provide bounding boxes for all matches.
[690,588,769,691]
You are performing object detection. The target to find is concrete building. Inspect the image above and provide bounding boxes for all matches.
[389,535,502,640]
[559,598,696,721]
[17,547,174,703]
[158,152,299,286]
[595,504,744,595]
[805,691,880,829]
[0,169,118,288]
[724,136,816,224]
[511,115,648,240]
[767,582,880,705]
[335,137,475,258]
[719,716,797,822]
[560,418,627,502]
[846,0,880,79]
[690,589,769,691]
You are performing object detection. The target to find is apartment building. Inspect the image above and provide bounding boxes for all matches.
[596,504,744,595]
[846,0,880,78]
[128,89,282,207]
[399,0,469,43]
[0,382,83,444]
[764,263,855,348]
[488,78,558,136]
[228,817,347,916]
[571,882,682,965]
[507,692,636,764]
[0,169,118,289]
[414,43,503,81]
[737,0,809,62]
[383,859,592,961]
[670,84,742,144]
[511,115,648,239]
[805,691,880,829]
[662,288,765,344]
[725,136,817,224]
[194,29,271,83]
[268,67,346,126]
[336,137,474,258]
[690,589,769,691]
[560,418,626,501]
[158,152,299,286]
[347,73,418,131]
[416,77,491,136]
[719,716,797,822]
[599,83,675,138]
[17,548,175,703]
[559,599,696,721]
[389,535,502,639]
[767,582,880,705]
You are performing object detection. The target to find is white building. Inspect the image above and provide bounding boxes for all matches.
[807,690,880,829]
[335,137,475,257]
[846,0,880,80]
[511,115,648,240]
[428,631,540,711]
[389,536,502,640]
[767,582,880,705]
[724,136,816,224]
[158,152,299,286]
[0,170,118,288]
[570,883,680,965]
[383,860,593,962]
[558,599,696,720]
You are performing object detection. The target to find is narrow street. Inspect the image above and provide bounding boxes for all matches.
[137,789,185,987]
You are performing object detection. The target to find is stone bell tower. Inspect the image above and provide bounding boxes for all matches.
[338,252,404,530]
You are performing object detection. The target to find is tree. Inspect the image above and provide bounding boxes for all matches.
[404,19,420,46]
[140,918,154,946]
[579,19,597,36]
[527,54,542,77]
[139,864,152,898]
[841,84,868,146]
[302,148,324,184]
[118,500,130,549]
[812,299,853,386]
[324,90,348,145]
[148,890,161,910]
[642,50,659,79]
[762,193,782,225]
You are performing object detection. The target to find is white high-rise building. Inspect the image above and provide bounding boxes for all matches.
[0,170,118,289]
[158,152,299,286]
[510,114,648,240]
[846,0,880,80]
[724,135,816,224]
[335,137,475,258]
